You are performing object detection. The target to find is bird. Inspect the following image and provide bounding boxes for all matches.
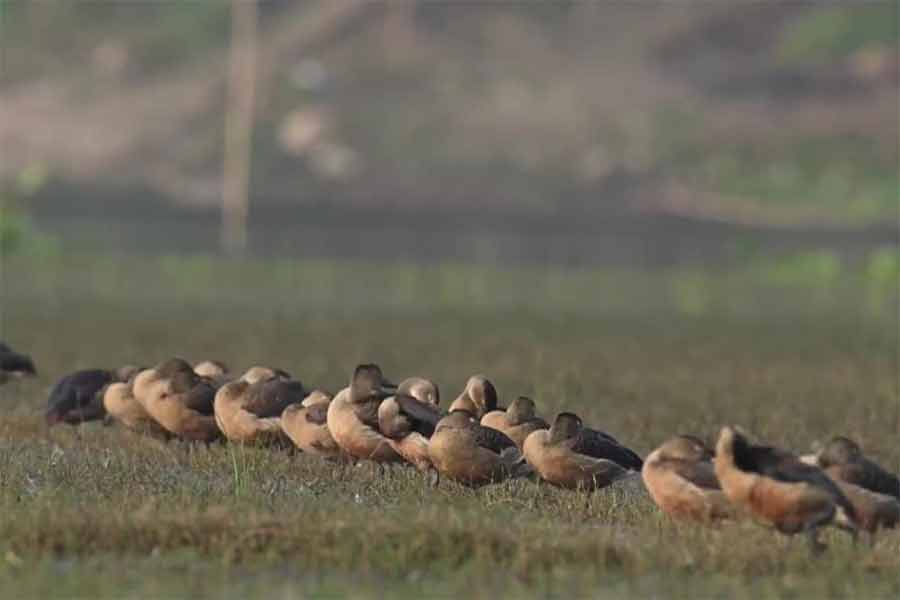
[830,479,899,541]
[427,409,524,486]
[102,372,170,438]
[378,389,443,471]
[0,342,36,383]
[326,364,404,463]
[642,435,737,522]
[396,376,440,406]
[448,375,499,419]
[480,396,548,450]
[802,437,899,499]
[213,376,305,446]
[280,390,342,457]
[240,366,291,385]
[522,412,639,490]
[193,360,229,379]
[132,358,221,443]
[714,426,857,554]
[45,366,141,425]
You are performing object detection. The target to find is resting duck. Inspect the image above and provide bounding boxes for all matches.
[427,409,524,486]
[714,426,857,554]
[213,376,305,446]
[102,370,170,438]
[448,375,499,419]
[480,396,548,450]
[241,366,291,385]
[281,390,341,457]
[326,364,403,463]
[378,391,443,471]
[193,360,229,379]
[133,358,221,443]
[801,437,899,499]
[45,365,141,425]
[642,435,736,522]
[0,342,36,383]
[523,412,640,490]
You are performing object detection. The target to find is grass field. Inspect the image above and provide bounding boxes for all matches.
[1,253,898,598]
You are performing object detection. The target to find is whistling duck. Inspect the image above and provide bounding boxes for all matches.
[102,371,170,438]
[714,426,857,554]
[326,364,404,463]
[448,375,499,419]
[428,409,524,486]
[642,435,736,521]
[378,391,443,471]
[133,358,221,443]
[193,360,229,379]
[241,366,291,385]
[804,437,899,499]
[281,390,341,457]
[213,376,304,446]
[481,396,548,450]
[45,365,140,425]
[0,342,36,383]
[523,412,640,490]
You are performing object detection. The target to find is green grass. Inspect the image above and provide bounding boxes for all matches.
[776,3,899,67]
[0,253,898,596]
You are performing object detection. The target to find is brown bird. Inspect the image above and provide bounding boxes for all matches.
[213,376,304,446]
[522,412,639,490]
[326,364,404,463]
[481,396,548,450]
[133,358,221,443]
[642,435,737,522]
[102,372,170,439]
[427,409,524,486]
[714,426,857,554]
[45,365,141,425]
[805,437,899,499]
[281,390,341,457]
[397,376,440,406]
[448,375,499,419]
[378,391,443,471]
[831,480,899,540]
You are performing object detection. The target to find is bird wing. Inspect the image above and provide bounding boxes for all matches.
[182,381,217,415]
[475,424,518,454]
[304,403,329,425]
[395,394,443,437]
[0,350,35,374]
[573,430,643,470]
[244,380,306,418]
[669,459,721,490]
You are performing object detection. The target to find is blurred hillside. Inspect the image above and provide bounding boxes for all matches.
[1,1,897,234]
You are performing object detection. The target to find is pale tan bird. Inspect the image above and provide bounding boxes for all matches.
[103,375,170,439]
[193,360,229,379]
[397,377,440,406]
[280,390,342,457]
[213,377,305,446]
[133,358,221,443]
[714,426,858,554]
[480,396,548,450]
[642,435,736,522]
[378,392,443,471]
[326,364,404,463]
[241,366,291,385]
[448,375,499,419]
[523,412,639,490]
[428,409,524,486]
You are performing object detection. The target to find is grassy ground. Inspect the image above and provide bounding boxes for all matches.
[0,254,898,597]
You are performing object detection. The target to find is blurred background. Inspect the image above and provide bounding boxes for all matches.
[0,1,897,320]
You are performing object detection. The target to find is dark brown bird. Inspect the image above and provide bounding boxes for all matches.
[480,396,548,450]
[805,437,899,499]
[0,342,36,383]
[642,435,737,522]
[45,365,140,425]
[523,412,639,490]
[715,426,857,554]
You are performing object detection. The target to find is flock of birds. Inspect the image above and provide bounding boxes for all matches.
[2,341,899,555]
